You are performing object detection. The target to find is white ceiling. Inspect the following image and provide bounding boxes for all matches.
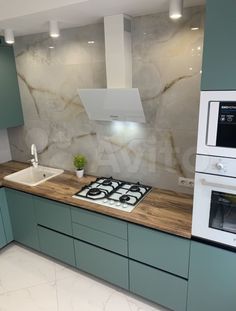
[0,0,205,37]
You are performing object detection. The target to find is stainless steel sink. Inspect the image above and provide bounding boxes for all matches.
[4,166,64,186]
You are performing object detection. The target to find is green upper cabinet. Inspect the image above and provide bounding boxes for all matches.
[201,0,236,90]
[0,36,23,129]
[187,241,236,311]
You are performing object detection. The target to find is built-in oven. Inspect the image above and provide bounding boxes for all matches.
[197,91,236,158]
[192,155,236,247]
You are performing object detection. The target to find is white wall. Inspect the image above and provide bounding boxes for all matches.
[0,129,12,163]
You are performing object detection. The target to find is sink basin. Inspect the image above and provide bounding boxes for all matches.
[4,165,64,186]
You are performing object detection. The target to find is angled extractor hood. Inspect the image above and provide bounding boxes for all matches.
[78,14,146,123]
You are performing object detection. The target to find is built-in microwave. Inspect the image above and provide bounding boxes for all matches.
[197,91,236,158]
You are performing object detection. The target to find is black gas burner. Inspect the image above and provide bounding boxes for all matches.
[130,185,140,192]
[102,179,113,186]
[119,195,131,203]
[87,188,102,196]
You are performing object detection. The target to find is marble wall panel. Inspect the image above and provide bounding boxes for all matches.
[8,6,204,193]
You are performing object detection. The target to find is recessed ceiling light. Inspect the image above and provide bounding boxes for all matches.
[88,41,95,44]
[169,0,183,20]
[49,20,60,38]
[4,29,14,44]
[49,46,54,49]
[191,27,199,31]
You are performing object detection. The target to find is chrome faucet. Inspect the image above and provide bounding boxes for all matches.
[31,144,38,168]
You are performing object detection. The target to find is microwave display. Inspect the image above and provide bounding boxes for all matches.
[209,191,236,234]
[216,102,236,148]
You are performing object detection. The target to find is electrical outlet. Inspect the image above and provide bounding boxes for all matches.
[178,177,194,188]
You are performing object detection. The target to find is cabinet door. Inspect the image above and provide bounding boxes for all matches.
[74,240,129,290]
[201,0,236,90]
[34,196,72,235]
[0,39,23,129]
[0,188,13,244]
[0,212,7,248]
[187,241,236,311]
[38,226,75,266]
[128,224,190,278]
[130,260,188,311]
[6,189,39,250]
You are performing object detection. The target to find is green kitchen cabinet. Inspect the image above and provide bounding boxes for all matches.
[6,189,39,250]
[128,224,190,278]
[0,37,23,129]
[187,241,236,311]
[0,188,13,246]
[71,207,128,255]
[130,260,188,311]
[34,196,72,235]
[0,210,7,248]
[74,239,129,290]
[201,0,236,90]
[38,226,75,266]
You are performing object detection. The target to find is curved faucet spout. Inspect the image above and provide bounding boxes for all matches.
[31,144,38,168]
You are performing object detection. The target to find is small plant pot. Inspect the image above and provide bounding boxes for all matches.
[76,169,84,179]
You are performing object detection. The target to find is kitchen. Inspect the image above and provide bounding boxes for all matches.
[0,0,235,310]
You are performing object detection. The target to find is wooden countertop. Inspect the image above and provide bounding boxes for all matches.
[0,161,193,239]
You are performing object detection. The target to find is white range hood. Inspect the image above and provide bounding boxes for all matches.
[78,14,145,123]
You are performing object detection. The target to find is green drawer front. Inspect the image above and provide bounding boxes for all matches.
[130,260,188,311]
[128,224,190,278]
[72,222,127,255]
[71,207,127,240]
[35,197,72,235]
[74,240,129,290]
[38,226,75,266]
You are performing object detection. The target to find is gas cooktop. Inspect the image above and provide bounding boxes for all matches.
[72,177,152,212]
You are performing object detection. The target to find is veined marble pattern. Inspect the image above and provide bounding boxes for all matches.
[8,7,204,194]
[0,244,168,311]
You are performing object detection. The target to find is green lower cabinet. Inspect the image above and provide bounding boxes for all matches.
[38,226,75,266]
[130,260,188,311]
[0,212,7,248]
[72,222,128,256]
[35,196,72,235]
[128,224,190,278]
[187,241,236,311]
[0,188,13,246]
[74,240,129,290]
[6,189,39,250]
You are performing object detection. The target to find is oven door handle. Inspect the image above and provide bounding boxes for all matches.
[201,179,236,191]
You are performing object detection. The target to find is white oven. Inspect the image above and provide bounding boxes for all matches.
[197,91,236,158]
[192,155,236,247]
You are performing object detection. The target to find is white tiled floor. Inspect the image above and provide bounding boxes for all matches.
[0,243,168,311]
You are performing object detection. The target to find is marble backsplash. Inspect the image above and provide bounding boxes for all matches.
[8,6,204,193]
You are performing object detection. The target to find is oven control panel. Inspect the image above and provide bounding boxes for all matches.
[195,155,236,177]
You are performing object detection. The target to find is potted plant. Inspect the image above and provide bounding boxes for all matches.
[73,154,87,178]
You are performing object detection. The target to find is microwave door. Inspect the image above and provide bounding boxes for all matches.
[216,103,236,148]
